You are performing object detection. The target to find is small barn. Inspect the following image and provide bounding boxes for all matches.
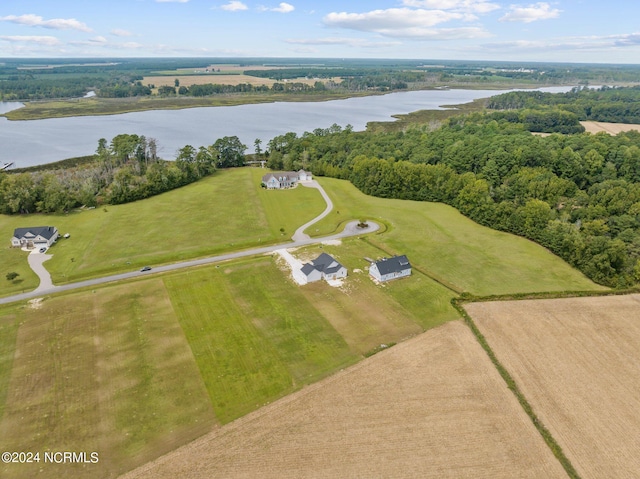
[369,255,412,282]
[300,252,347,283]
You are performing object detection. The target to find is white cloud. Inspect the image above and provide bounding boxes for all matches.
[323,8,490,39]
[0,14,92,32]
[221,1,248,11]
[499,2,561,23]
[111,29,133,37]
[272,2,295,13]
[401,0,500,13]
[286,37,401,48]
[0,35,61,46]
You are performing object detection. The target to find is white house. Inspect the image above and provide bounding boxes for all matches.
[11,226,59,249]
[262,170,312,189]
[300,253,347,283]
[369,255,412,282]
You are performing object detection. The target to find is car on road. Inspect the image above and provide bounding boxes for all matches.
[39,247,47,253]
[140,266,152,272]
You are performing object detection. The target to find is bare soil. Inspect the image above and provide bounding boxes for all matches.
[467,294,640,479]
[144,75,326,88]
[580,121,640,134]
[121,321,567,479]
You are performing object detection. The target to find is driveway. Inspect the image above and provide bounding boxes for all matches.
[27,250,54,292]
[291,180,334,241]
[0,220,380,305]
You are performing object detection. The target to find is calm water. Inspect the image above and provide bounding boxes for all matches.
[0,87,569,167]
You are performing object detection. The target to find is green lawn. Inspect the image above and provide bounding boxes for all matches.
[164,256,358,423]
[0,248,40,296]
[308,177,605,296]
[0,168,325,291]
[0,280,213,479]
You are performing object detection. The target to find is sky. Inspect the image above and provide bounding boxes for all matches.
[1,1,639,63]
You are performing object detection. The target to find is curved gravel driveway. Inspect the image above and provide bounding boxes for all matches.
[291,180,333,241]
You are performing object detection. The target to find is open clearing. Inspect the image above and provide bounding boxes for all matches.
[308,177,603,295]
[467,294,640,479]
[122,321,567,479]
[580,121,640,134]
[0,168,325,291]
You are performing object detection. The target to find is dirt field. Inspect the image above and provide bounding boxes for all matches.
[580,121,640,134]
[144,74,328,88]
[467,294,640,479]
[121,321,567,479]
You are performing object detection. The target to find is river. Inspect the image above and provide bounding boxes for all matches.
[0,87,570,168]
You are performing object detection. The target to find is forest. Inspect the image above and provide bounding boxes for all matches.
[262,91,640,288]
[488,86,640,123]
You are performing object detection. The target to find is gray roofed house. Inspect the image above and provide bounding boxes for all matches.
[11,226,59,249]
[369,255,411,282]
[262,170,312,189]
[300,252,347,283]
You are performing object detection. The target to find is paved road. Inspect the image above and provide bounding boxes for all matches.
[0,220,379,305]
[291,181,333,241]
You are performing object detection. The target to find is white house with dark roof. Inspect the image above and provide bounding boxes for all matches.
[262,169,313,189]
[369,255,412,282]
[11,226,59,249]
[300,252,347,283]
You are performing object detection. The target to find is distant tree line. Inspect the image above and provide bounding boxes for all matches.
[0,135,246,212]
[488,86,640,124]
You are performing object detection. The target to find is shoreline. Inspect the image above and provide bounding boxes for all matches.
[1,82,556,121]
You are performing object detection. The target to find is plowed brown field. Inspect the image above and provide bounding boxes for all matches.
[468,294,640,479]
[121,321,566,479]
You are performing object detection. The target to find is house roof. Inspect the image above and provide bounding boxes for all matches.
[301,252,345,277]
[13,226,58,240]
[373,255,411,275]
[311,252,344,274]
[300,263,318,276]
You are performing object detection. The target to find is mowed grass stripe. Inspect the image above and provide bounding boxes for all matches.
[164,257,357,424]
[0,280,213,479]
[0,305,20,421]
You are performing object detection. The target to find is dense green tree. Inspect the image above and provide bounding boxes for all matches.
[213,136,246,168]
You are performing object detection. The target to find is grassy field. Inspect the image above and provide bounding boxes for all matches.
[0,240,461,477]
[0,163,614,478]
[164,257,358,423]
[0,168,325,291]
[0,280,214,479]
[0,247,40,296]
[122,321,568,479]
[308,177,604,296]
[290,240,458,353]
[468,295,640,479]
